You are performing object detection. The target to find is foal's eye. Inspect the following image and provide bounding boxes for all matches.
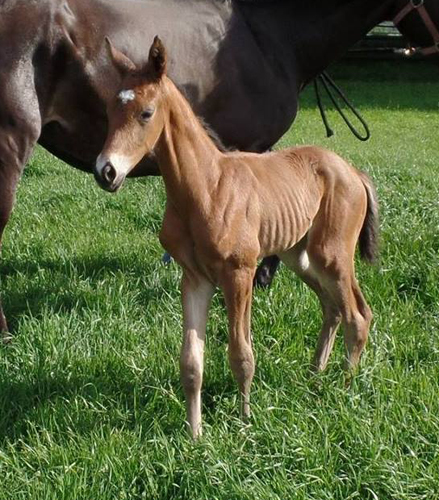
[140,108,154,122]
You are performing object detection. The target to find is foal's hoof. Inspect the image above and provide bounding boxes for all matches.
[344,370,355,389]
[253,265,274,288]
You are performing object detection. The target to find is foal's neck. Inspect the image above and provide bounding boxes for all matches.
[155,78,221,212]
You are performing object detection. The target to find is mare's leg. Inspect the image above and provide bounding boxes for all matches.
[0,94,41,340]
[0,167,20,339]
[254,255,280,288]
[180,270,215,438]
[222,266,255,419]
[279,240,342,372]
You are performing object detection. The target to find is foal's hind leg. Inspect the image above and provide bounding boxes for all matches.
[280,241,342,372]
[340,280,372,371]
[312,304,342,372]
[307,250,372,372]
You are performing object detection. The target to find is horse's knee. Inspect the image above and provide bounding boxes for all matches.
[228,340,255,389]
[0,84,41,170]
[180,353,203,394]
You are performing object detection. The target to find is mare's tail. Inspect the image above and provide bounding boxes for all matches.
[358,172,379,264]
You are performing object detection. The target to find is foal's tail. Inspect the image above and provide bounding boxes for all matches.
[358,172,379,264]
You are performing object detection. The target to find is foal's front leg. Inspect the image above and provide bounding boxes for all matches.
[222,266,255,420]
[180,270,215,438]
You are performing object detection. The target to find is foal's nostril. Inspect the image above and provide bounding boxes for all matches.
[102,163,117,184]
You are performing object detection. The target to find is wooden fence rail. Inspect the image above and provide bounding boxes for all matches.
[347,22,420,60]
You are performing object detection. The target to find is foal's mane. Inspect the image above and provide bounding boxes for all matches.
[197,117,231,153]
[175,83,230,153]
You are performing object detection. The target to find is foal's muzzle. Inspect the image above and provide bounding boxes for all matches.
[102,162,117,184]
[94,161,122,192]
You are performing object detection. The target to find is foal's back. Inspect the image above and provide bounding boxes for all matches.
[216,145,367,258]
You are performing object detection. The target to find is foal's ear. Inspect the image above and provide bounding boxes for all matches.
[147,36,167,80]
[105,37,137,76]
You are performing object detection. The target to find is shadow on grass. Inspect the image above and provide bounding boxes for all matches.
[0,352,254,444]
[0,356,185,443]
[1,253,173,333]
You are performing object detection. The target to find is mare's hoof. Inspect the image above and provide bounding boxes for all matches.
[162,252,173,265]
[1,331,13,345]
[254,256,280,288]
[253,265,274,288]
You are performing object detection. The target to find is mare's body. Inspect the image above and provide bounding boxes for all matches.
[95,38,379,437]
[0,0,438,335]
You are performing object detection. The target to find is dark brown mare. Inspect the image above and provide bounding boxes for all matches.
[0,0,438,339]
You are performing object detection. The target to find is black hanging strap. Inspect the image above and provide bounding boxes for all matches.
[314,71,371,142]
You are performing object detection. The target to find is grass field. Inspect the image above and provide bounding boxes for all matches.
[1,65,439,499]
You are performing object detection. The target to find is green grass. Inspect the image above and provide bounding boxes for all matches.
[1,71,439,499]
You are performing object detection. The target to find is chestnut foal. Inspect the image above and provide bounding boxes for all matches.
[95,37,379,438]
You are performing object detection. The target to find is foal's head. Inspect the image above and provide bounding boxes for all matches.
[95,37,168,192]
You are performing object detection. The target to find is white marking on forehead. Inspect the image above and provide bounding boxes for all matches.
[118,89,136,104]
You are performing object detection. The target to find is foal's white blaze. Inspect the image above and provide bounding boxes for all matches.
[118,89,136,104]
